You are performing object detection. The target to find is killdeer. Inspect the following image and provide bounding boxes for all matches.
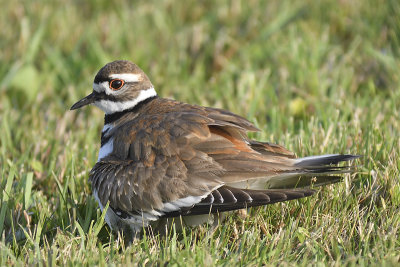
[71,60,359,237]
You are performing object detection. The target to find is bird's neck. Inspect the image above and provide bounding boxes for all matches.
[103,94,158,125]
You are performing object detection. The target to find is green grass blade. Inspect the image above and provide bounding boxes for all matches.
[0,170,14,236]
[24,172,33,209]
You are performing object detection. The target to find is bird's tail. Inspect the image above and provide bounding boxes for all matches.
[170,154,360,217]
[227,154,360,190]
[264,154,360,189]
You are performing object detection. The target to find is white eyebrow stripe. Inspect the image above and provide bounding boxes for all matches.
[93,81,108,93]
[109,73,142,83]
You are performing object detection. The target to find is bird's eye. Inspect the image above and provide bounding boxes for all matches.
[109,79,124,90]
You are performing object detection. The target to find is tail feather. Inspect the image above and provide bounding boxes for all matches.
[265,175,343,189]
[267,154,361,188]
[250,154,360,190]
[162,155,359,217]
[295,154,361,167]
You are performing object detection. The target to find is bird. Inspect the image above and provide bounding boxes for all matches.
[70,60,359,238]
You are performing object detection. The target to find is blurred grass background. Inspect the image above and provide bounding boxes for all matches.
[1,0,400,265]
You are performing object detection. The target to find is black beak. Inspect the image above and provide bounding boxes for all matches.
[70,92,97,110]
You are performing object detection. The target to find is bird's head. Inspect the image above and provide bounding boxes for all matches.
[70,60,156,114]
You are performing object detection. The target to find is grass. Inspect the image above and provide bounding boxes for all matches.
[1,0,399,265]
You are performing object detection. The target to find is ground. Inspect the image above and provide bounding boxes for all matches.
[1,0,399,265]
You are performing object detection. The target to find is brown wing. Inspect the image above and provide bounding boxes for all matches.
[91,112,221,213]
[90,99,302,216]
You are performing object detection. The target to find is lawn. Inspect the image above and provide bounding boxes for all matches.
[1,0,399,265]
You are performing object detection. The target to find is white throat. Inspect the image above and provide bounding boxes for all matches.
[94,87,157,114]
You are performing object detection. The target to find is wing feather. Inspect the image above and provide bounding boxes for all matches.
[90,98,357,218]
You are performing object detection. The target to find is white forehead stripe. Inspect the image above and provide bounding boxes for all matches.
[92,74,142,94]
[94,87,157,114]
[93,81,108,93]
[109,73,142,83]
